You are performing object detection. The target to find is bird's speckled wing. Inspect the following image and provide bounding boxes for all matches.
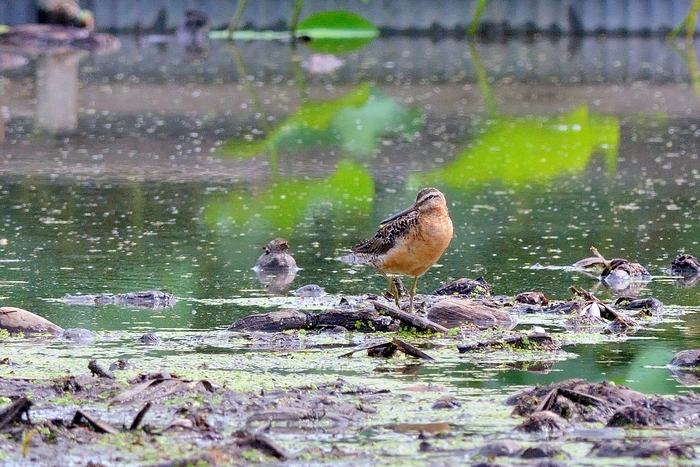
[352,210,419,256]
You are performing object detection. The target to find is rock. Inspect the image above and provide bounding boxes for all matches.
[521,444,568,459]
[254,238,298,271]
[458,332,558,353]
[0,307,63,335]
[60,328,97,344]
[228,309,309,332]
[427,297,514,329]
[670,254,700,276]
[669,349,700,368]
[669,349,700,385]
[431,396,461,410]
[515,410,570,433]
[294,284,325,297]
[138,332,161,345]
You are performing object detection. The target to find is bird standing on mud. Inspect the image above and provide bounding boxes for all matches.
[352,187,453,313]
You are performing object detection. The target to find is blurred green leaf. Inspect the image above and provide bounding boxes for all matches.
[410,106,619,189]
[220,84,371,157]
[219,84,422,159]
[204,161,374,230]
[295,10,378,53]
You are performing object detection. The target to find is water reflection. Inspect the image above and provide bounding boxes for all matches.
[36,51,82,132]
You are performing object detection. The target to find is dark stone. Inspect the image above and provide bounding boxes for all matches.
[138,332,161,345]
[670,254,700,276]
[670,349,700,368]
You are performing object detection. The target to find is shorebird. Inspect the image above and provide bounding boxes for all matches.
[352,187,453,313]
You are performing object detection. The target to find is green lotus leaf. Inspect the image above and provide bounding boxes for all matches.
[295,10,378,53]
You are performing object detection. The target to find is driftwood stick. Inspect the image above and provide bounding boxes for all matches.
[369,300,449,333]
[72,410,120,434]
[392,338,435,360]
[0,397,32,430]
[130,403,152,431]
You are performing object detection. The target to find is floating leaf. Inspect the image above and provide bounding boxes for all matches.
[295,10,378,53]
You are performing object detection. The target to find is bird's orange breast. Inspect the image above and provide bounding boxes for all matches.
[376,209,453,277]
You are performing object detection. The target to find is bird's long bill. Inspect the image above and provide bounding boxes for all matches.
[380,204,416,224]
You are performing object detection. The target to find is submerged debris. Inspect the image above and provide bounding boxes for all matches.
[590,440,695,459]
[457,332,558,353]
[514,291,549,306]
[550,287,640,331]
[432,277,493,298]
[340,337,435,360]
[507,378,700,433]
[574,247,651,290]
[63,291,177,309]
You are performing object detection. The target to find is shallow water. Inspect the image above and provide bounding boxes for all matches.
[1,36,700,397]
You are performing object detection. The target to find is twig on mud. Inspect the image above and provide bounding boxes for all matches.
[339,337,434,360]
[369,300,448,333]
[88,359,115,379]
[0,396,32,430]
[130,403,152,431]
[234,432,288,459]
[72,410,120,434]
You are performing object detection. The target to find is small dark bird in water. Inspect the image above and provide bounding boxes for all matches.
[352,187,453,313]
[255,238,298,270]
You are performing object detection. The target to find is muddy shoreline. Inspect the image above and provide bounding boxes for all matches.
[2,281,700,466]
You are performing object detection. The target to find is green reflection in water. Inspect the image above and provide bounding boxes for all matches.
[204,160,374,231]
[410,106,619,189]
[220,84,422,159]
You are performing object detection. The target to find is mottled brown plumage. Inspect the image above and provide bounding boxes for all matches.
[352,188,453,312]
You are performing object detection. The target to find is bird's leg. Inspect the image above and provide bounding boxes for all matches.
[380,271,400,307]
[408,276,419,313]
